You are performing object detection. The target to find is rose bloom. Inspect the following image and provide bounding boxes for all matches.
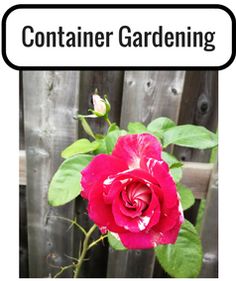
[81,133,184,249]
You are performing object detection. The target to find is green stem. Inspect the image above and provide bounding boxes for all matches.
[87,234,108,251]
[48,216,87,236]
[104,116,112,126]
[73,224,97,278]
[54,264,75,278]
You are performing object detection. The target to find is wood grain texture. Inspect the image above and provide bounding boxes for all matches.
[75,71,124,277]
[181,162,213,199]
[109,71,186,278]
[20,72,25,149]
[23,71,80,277]
[19,150,26,186]
[120,71,186,129]
[106,248,129,277]
[20,185,28,277]
[173,71,218,246]
[174,71,218,163]
[79,71,124,135]
[199,163,218,277]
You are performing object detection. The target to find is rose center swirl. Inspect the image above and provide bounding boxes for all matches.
[120,181,152,218]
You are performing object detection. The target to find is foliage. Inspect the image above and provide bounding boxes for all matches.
[48,154,93,206]
[48,93,217,278]
[177,183,195,211]
[108,232,127,251]
[155,219,203,278]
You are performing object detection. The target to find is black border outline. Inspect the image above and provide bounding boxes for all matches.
[1,4,236,70]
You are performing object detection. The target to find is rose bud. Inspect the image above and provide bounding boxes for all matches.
[90,89,111,117]
[81,133,184,249]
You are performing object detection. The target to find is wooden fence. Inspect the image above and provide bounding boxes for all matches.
[19,71,218,278]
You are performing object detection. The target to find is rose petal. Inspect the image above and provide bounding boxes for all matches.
[81,154,128,199]
[118,229,161,249]
[112,134,162,169]
[155,205,181,233]
[112,195,142,232]
[153,218,183,244]
[112,188,160,232]
[141,157,178,210]
[142,185,161,231]
[103,168,158,203]
[88,186,125,233]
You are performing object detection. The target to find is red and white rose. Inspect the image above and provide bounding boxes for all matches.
[81,133,183,249]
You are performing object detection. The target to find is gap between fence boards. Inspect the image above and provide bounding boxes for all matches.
[19,150,213,199]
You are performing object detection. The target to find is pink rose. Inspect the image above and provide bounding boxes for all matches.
[81,133,184,249]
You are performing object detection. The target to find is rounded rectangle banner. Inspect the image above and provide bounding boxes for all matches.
[2,4,236,70]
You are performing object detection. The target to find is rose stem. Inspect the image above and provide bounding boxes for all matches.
[87,234,108,251]
[104,116,112,126]
[73,224,97,278]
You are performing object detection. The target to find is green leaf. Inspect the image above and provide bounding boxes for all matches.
[177,183,195,210]
[127,122,147,133]
[108,232,127,251]
[162,151,183,183]
[105,130,127,154]
[170,162,183,169]
[48,154,92,206]
[79,116,96,139]
[151,131,163,141]
[94,134,104,140]
[108,123,119,133]
[147,117,176,133]
[155,219,203,278]
[61,139,100,159]
[94,138,108,154]
[163,125,218,149]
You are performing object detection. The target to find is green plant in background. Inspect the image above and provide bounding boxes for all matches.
[48,90,218,278]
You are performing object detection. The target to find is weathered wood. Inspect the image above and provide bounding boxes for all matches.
[20,185,28,277]
[108,71,186,278]
[106,248,129,277]
[19,150,26,186]
[19,72,25,149]
[79,71,124,135]
[23,71,80,277]
[181,162,213,199]
[174,71,218,163]
[125,249,156,277]
[120,71,185,128]
[75,71,124,277]
[174,71,218,243]
[20,152,212,199]
[199,163,218,277]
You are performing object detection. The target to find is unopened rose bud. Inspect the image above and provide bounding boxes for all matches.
[92,94,106,116]
[89,90,111,118]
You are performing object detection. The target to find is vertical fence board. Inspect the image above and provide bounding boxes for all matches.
[74,71,124,277]
[23,71,80,277]
[107,71,186,278]
[120,71,185,128]
[174,71,218,230]
[106,248,129,277]
[174,71,218,163]
[199,163,218,277]
[19,73,28,277]
[79,71,124,134]
[20,185,28,277]
[20,72,25,149]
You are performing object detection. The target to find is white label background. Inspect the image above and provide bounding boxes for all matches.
[4,7,233,67]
